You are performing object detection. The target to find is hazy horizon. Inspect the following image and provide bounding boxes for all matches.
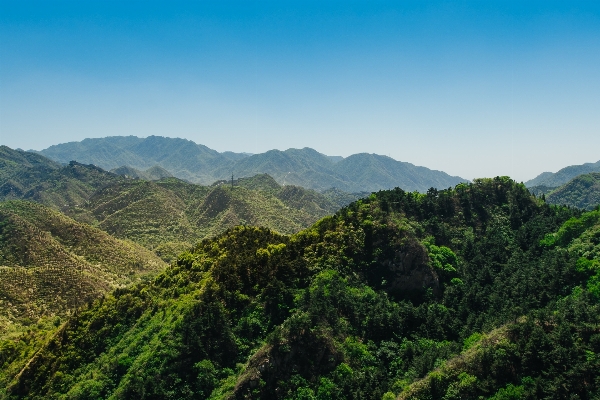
[21,134,600,183]
[1,1,599,182]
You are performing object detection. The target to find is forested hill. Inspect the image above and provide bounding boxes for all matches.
[525,159,600,188]
[66,174,357,262]
[3,178,599,399]
[529,172,600,211]
[36,136,467,192]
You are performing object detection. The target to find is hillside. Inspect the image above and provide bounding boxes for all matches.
[110,165,173,181]
[2,178,598,399]
[2,147,357,262]
[545,173,600,210]
[529,172,600,211]
[0,201,166,337]
[0,146,123,211]
[525,159,600,188]
[37,136,468,192]
[38,136,238,183]
[69,174,346,262]
[332,153,464,193]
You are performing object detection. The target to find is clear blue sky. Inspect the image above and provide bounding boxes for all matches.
[1,1,599,181]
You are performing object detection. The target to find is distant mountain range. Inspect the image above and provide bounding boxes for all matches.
[525,159,600,188]
[36,136,468,192]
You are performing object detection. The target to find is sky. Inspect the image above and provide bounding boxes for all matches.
[1,1,599,182]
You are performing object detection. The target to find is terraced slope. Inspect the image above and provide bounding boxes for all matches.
[0,201,166,336]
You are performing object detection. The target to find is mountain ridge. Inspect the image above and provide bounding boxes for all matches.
[525,159,600,188]
[36,136,468,192]
[1,147,363,263]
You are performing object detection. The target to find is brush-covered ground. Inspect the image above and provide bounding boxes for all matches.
[1,178,599,399]
[0,201,166,339]
[67,174,360,262]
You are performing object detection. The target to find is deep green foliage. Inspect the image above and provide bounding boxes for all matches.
[2,177,599,399]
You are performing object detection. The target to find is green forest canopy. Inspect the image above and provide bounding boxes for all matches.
[1,177,599,399]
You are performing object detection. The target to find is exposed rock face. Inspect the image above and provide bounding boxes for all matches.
[383,244,439,295]
[368,228,440,297]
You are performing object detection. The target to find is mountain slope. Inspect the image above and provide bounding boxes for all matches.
[529,172,600,211]
[73,175,344,261]
[0,201,166,334]
[0,146,123,213]
[110,165,173,180]
[215,148,354,191]
[3,147,351,262]
[544,172,600,210]
[332,153,465,192]
[37,136,468,191]
[525,160,600,187]
[38,136,233,184]
[3,178,598,399]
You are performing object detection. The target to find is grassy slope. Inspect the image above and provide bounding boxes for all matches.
[3,179,599,399]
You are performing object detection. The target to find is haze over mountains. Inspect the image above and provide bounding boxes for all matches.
[37,136,468,193]
[2,140,600,398]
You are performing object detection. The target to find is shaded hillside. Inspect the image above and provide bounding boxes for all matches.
[525,159,600,187]
[332,153,465,193]
[214,148,354,191]
[38,136,238,183]
[37,136,468,192]
[3,178,599,399]
[2,147,354,262]
[0,201,166,336]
